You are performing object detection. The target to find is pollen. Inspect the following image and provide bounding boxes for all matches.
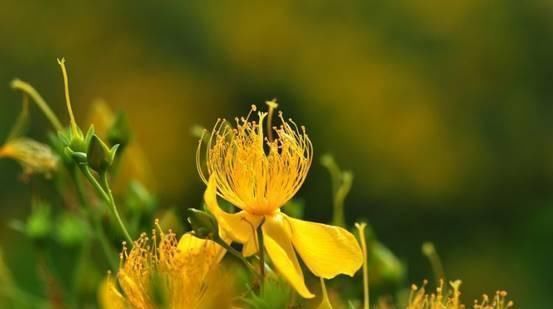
[407,280,514,309]
[109,224,224,308]
[197,104,313,215]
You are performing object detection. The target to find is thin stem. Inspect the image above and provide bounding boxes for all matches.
[57,58,79,136]
[257,219,266,292]
[319,278,333,309]
[72,167,117,270]
[422,242,444,287]
[214,238,259,279]
[101,172,133,244]
[93,214,118,270]
[72,168,88,207]
[6,95,29,141]
[10,79,63,131]
[79,165,109,202]
[355,223,369,309]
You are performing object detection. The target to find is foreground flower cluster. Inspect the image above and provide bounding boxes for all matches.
[0,61,515,308]
[100,223,226,308]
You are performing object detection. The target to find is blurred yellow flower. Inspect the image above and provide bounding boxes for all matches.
[407,280,513,309]
[87,100,156,192]
[0,138,58,178]
[197,103,363,298]
[99,226,227,309]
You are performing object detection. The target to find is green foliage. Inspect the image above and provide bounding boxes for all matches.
[321,154,353,228]
[55,213,90,247]
[125,181,157,214]
[241,275,293,309]
[25,202,52,241]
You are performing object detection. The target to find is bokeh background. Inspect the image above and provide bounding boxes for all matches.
[1,0,552,306]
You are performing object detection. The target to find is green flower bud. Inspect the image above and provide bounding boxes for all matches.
[87,134,119,173]
[64,146,88,165]
[70,125,95,154]
[58,125,95,166]
[185,208,218,240]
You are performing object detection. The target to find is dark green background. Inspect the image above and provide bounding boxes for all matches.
[0,1,552,306]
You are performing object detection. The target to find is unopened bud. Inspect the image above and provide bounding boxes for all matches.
[185,208,218,240]
[87,134,119,173]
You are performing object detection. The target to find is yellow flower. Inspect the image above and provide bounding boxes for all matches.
[407,280,514,309]
[99,226,227,309]
[196,104,363,298]
[0,138,58,178]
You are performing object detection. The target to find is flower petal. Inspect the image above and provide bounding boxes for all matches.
[177,233,226,263]
[242,235,259,257]
[287,216,363,279]
[263,213,314,298]
[98,275,127,309]
[204,176,260,243]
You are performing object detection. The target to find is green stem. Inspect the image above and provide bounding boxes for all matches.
[332,199,345,228]
[57,58,79,136]
[356,223,369,309]
[6,95,29,141]
[72,167,117,270]
[10,79,63,131]
[93,215,118,270]
[214,238,258,279]
[72,168,88,207]
[422,242,444,287]
[80,165,109,202]
[101,172,133,244]
[257,219,266,292]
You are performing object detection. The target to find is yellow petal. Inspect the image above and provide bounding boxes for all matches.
[263,213,314,298]
[204,176,260,243]
[287,216,363,279]
[98,275,127,309]
[177,233,226,263]
[117,269,150,308]
[242,235,259,257]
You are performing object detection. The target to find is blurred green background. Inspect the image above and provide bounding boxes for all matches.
[1,0,552,307]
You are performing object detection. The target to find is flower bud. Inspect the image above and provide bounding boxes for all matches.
[58,125,95,166]
[185,208,219,240]
[87,134,119,173]
[70,124,95,154]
